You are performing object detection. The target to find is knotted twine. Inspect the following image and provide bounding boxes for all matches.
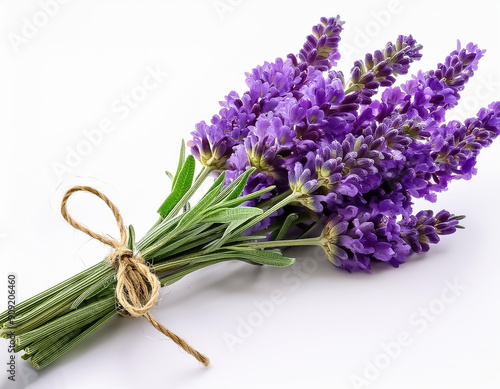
[60,186,210,366]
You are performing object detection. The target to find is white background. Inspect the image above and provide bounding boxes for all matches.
[1,1,500,388]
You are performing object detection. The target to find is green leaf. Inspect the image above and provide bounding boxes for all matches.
[160,259,226,286]
[207,171,226,192]
[164,225,227,258]
[298,215,324,239]
[157,155,195,218]
[225,168,255,201]
[127,224,136,250]
[216,186,275,210]
[165,171,174,181]
[172,181,224,232]
[203,219,248,252]
[160,248,293,270]
[70,273,116,309]
[215,167,256,203]
[214,192,297,251]
[147,223,216,260]
[274,213,299,241]
[229,248,295,267]
[204,205,267,251]
[225,234,267,244]
[201,207,263,224]
[171,140,186,190]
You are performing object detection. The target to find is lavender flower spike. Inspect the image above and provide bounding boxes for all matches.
[399,210,462,253]
[430,101,500,184]
[345,35,423,105]
[400,41,486,122]
[298,16,344,72]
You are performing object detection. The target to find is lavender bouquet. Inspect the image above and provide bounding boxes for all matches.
[2,16,499,370]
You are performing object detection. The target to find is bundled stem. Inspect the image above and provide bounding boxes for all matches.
[0,162,305,370]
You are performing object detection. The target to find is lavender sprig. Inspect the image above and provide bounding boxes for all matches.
[298,16,344,71]
[344,35,423,104]
[369,41,486,124]
[3,15,498,374]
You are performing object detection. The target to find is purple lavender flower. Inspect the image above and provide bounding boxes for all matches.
[431,102,500,184]
[344,35,423,106]
[245,57,307,100]
[392,41,484,123]
[298,72,349,141]
[288,161,322,213]
[319,215,354,269]
[298,16,344,72]
[319,205,462,272]
[188,121,235,169]
[319,205,410,272]
[390,101,500,200]
[244,133,281,179]
[399,210,462,253]
[366,182,413,218]
[315,134,384,204]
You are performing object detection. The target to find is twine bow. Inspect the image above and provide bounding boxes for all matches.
[61,186,210,366]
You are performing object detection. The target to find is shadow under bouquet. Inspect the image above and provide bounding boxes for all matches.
[2,15,499,370]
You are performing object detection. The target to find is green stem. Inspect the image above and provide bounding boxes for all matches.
[256,212,311,236]
[153,228,225,259]
[136,214,184,255]
[142,216,163,238]
[159,259,227,286]
[24,324,75,355]
[30,308,116,370]
[344,85,360,95]
[144,224,226,261]
[204,192,299,253]
[256,189,292,210]
[7,262,113,328]
[9,300,74,338]
[237,237,321,249]
[16,295,115,350]
[0,261,103,325]
[232,192,299,238]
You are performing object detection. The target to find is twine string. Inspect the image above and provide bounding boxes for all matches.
[60,185,210,366]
